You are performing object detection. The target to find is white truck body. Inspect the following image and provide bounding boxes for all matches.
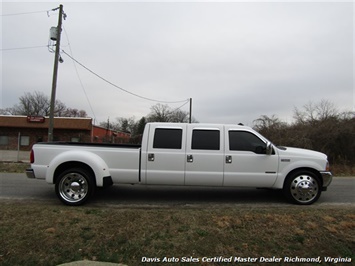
[27,123,332,205]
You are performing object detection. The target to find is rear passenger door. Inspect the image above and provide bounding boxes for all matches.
[185,125,224,186]
[145,125,186,185]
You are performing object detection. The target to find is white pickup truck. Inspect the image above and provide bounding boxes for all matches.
[26,122,332,206]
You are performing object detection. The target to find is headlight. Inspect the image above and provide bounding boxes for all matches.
[326,162,330,171]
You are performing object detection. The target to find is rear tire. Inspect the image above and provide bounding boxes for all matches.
[283,170,321,205]
[55,168,95,206]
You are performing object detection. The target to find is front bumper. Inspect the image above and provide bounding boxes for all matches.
[320,171,332,190]
[26,168,36,179]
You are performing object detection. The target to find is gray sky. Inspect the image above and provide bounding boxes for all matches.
[1,0,354,126]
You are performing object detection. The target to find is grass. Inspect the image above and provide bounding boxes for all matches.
[0,162,354,265]
[0,162,30,173]
[0,202,354,266]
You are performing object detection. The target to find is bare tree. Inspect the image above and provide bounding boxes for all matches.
[147,103,194,123]
[253,114,285,131]
[10,91,86,117]
[12,91,50,116]
[293,99,338,124]
[61,108,87,117]
[147,104,172,122]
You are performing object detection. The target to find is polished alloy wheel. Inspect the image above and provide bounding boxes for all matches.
[290,174,319,204]
[58,172,89,204]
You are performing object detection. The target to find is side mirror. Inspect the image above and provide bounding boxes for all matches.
[266,142,273,155]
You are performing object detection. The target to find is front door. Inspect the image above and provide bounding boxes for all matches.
[223,128,279,187]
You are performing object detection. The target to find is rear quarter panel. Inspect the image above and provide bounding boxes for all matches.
[32,144,140,186]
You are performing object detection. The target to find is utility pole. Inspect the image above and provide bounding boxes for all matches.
[48,4,64,142]
[189,98,192,123]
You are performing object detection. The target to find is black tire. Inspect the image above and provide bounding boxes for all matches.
[55,168,95,206]
[283,170,321,205]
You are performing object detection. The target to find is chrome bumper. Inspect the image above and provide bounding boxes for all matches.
[26,168,36,179]
[320,171,332,190]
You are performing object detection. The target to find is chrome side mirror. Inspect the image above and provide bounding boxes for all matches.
[266,142,273,155]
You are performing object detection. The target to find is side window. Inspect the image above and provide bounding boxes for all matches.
[229,131,266,154]
[153,128,182,149]
[20,136,30,146]
[0,136,9,145]
[192,130,220,150]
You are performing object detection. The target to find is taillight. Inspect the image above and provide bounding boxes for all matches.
[30,149,34,164]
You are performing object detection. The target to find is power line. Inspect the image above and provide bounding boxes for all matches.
[1,9,50,17]
[0,45,48,51]
[62,26,97,123]
[172,100,190,113]
[61,50,189,104]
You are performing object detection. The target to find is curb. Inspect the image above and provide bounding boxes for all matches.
[58,261,128,266]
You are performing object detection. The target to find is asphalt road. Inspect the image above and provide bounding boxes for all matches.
[0,173,354,207]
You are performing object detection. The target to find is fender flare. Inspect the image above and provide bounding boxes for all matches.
[273,160,324,189]
[46,150,111,187]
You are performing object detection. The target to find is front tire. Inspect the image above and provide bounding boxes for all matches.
[55,168,95,206]
[283,170,321,205]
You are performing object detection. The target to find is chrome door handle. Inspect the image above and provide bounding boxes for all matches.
[187,154,193,163]
[226,155,232,164]
[148,153,155,162]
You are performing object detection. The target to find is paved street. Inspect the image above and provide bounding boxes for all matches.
[0,173,353,206]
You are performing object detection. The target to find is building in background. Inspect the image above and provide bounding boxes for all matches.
[0,115,130,151]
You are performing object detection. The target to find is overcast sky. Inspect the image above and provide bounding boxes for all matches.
[1,0,354,126]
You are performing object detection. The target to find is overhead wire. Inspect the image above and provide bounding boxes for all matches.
[2,6,190,115]
[171,100,190,113]
[1,7,57,52]
[62,26,97,123]
[0,45,49,51]
[0,9,50,17]
[61,50,189,105]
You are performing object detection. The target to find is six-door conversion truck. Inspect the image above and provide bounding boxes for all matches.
[26,123,332,205]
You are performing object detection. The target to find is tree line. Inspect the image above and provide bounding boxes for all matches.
[100,103,196,143]
[2,92,353,167]
[253,100,355,166]
[0,91,87,117]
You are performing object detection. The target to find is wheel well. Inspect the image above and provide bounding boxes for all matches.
[53,161,96,186]
[285,167,323,187]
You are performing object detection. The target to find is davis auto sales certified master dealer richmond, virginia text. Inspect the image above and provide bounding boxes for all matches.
[141,256,352,263]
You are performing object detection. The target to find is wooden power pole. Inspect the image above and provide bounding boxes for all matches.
[48,4,64,142]
[189,98,192,123]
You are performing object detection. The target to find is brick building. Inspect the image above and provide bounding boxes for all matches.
[0,115,131,151]
[92,125,131,144]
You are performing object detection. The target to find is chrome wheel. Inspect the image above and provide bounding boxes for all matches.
[58,172,89,203]
[283,171,321,205]
[290,174,319,203]
[55,167,95,205]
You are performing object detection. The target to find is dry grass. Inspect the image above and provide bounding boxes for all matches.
[0,201,354,266]
[0,162,30,173]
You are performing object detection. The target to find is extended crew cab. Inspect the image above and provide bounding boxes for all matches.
[26,123,332,206]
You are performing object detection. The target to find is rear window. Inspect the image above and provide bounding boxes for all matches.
[153,128,182,149]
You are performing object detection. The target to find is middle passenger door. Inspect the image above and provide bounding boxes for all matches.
[185,125,224,186]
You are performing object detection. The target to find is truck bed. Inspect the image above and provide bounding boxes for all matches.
[36,142,141,149]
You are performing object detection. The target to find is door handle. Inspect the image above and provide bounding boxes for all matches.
[148,153,155,162]
[226,155,232,164]
[187,154,193,163]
